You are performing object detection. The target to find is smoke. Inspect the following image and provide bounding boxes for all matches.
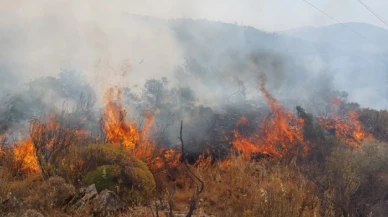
[1,0,388,150]
[0,0,184,102]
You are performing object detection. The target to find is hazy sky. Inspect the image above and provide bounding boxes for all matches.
[1,0,388,31]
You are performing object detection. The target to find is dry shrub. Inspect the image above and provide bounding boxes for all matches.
[23,176,75,211]
[196,156,320,217]
[9,174,43,199]
[0,167,12,202]
[316,140,388,216]
[21,209,44,217]
[118,207,155,217]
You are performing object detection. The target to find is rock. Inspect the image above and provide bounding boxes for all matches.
[63,184,98,212]
[90,190,125,216]
[22,209,44,217]
[64,185,125,216]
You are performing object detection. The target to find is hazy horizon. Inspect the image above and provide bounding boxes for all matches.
[1,0,387,32]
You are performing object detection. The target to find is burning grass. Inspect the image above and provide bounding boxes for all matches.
[0,82,380,216]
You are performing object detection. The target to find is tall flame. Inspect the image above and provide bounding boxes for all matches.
[12,138,41,175]
[102,87,180,170]
[103,88,140,149]
[231,81,304,158]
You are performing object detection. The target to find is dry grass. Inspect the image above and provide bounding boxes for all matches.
[193,157,320,217]
[0,167,12,202]
[3,141,388,216]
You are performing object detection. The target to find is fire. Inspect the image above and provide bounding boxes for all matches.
[133,109,157,160]
[103,88,140,149]
[102,87,180,170]
[151,149,182,170]
[195,149,212,168]
[12,138,41,175]
[319,97,370,147]
[231,81,305,158]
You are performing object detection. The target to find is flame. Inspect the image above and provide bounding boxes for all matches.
[195,149,212,168]
[12,138,41,175]
[217,157,231,168]
[132,109,157,161]
[102,87,180,170]
[231,81,304,158]
[319,97,370,147]
[151,149,182,170]
[103,88,140,149]
[70,159,84,172]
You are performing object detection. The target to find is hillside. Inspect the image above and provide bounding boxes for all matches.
[282,22,388,54]
[3,13,388,217]
[168,19,388,110]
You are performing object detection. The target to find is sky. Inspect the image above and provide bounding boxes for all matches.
[1,0,387,31]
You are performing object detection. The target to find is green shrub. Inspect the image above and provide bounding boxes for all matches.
[80,144,156,205]
[83,165,120,192]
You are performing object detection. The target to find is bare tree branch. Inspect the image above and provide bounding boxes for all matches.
[178,120,204,217]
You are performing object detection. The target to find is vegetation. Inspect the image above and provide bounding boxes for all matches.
[80,144,156,205]
[2,71,388,217]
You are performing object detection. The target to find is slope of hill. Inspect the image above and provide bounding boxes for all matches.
[281,22,388,54]
[168,19,388,110]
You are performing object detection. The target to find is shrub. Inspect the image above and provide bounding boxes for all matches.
[83,165,121,192]
[196,156,320,217]
[8,174,43,199]
[80,144,156,205]
[0,167,11,202]
[312,140,388,216]
[23,176,75,210]
[359,108,388,142]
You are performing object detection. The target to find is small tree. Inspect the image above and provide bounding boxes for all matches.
[29,115,80,178]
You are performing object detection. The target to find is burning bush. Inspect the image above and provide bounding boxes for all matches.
[12,139,41,177]
[230,81,305,159]
[0,70,383,217]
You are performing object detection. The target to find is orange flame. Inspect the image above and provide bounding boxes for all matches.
[102,87,181,170]
[103,88,140,149]
[194,148,212,168]
[12,138,41,175]
[319,97,370,147]
[231,81,304,158]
